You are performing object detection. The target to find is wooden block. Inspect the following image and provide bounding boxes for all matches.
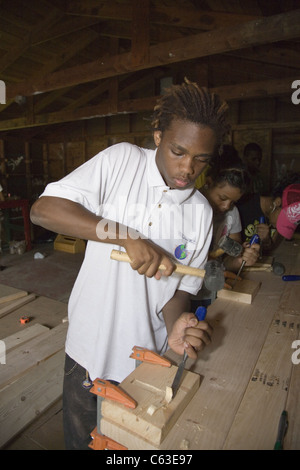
[54,234,85,253]
[217,279,261,304]
[101,362,200,447]
[101,417,159,450]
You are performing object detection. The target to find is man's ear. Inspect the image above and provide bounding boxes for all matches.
[153,130,162,147]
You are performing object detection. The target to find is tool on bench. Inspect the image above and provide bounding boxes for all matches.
[170,306,207,400]
[110,249,225,291]
[231,234,260,289]
[274,410,288,450]
[282,275,300,281]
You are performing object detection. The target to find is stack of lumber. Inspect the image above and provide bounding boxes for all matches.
[0,285,68,448]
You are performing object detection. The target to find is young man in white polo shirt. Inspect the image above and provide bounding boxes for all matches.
[30,79,230,449]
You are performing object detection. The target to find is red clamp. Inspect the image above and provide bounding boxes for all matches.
[89,428,127,450]
[130,345,171,367]
[90,378,137,409]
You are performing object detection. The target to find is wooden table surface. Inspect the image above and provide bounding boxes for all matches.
[158,238,300,450]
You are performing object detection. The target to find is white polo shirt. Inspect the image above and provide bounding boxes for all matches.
[41,143,212,382]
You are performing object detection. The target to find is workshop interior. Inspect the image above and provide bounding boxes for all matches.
[0,1,299,452]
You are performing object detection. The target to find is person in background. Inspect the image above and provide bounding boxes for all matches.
[243,142,265,194]
[30,79,230,449]
[237,172,300,253]
[191,146,260,307]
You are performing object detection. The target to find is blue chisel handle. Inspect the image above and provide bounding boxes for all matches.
[282,275,300,281]
[249,234,260,245]
[195,306,207,321]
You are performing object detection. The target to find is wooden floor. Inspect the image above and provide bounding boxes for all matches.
[0,242,84,450]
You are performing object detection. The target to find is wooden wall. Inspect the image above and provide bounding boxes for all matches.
[0,93,299,213]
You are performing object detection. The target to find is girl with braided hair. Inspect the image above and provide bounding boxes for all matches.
[31,79,229,449]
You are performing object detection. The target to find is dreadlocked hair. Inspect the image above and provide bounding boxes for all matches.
[151,78,230,152]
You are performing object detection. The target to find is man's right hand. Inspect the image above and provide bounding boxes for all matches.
[123,238,176,279]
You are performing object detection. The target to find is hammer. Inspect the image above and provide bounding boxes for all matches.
[209,235,243,259]
[110,249,225,291]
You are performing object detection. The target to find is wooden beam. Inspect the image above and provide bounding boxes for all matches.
[131,0,150,67]
[66,1,258,31]
[6,9,300,101]
[0,77,296,131]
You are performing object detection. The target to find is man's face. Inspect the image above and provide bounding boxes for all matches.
[154,119,217,190]
[245,151,262,173]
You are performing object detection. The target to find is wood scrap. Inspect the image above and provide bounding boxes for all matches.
[217,278,261,304]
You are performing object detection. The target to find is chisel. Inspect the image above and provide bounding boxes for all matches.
[231,233,260,288]
[170,306,207,400]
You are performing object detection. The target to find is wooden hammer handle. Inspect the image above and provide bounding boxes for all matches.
[110,249,205,278]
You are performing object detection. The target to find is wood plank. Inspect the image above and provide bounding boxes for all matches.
[0,349,64,448]
[217,279,261,304]
[0,293,36,319]
[3,324,50,353]
[0,290,28,305]
[101,362,200,446]
[223,311,299,449]
[0,323,67,391]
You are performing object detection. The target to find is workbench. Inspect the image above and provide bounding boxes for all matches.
[101,239,300,450]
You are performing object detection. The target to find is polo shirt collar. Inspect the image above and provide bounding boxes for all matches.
[147,149,195,204]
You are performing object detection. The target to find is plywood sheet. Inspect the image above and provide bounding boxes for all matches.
[101,362,200,446]
[217,278,261,304]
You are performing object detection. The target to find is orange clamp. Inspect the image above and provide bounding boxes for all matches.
[90,378,137,409]
[89,428,127,450]
[130,345,171,367]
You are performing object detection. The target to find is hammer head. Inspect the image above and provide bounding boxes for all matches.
[218,235,243,258]
[204,260,225,291]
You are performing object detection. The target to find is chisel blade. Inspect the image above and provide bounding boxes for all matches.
[171,351,188,399]
[170,306,207,400]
